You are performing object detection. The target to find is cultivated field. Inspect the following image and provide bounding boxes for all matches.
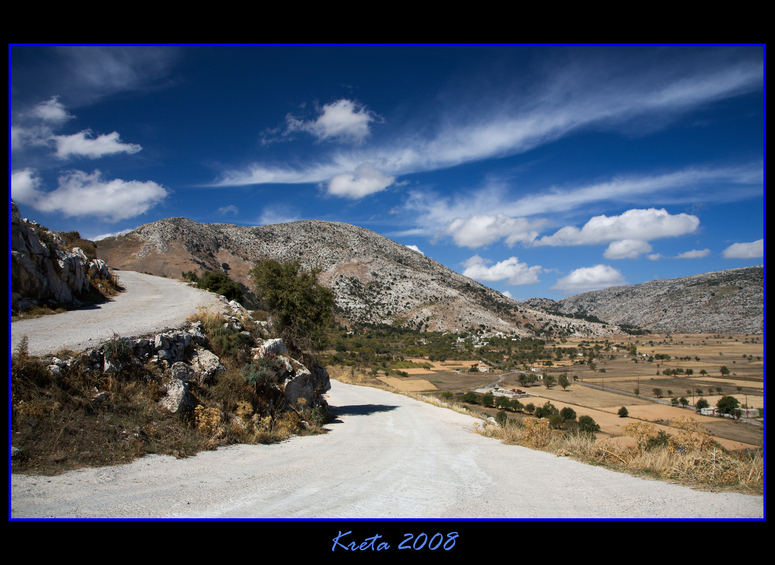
[331,333,764,451]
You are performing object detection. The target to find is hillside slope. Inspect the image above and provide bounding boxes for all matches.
[96,218,619,337]
[97,217,763,336]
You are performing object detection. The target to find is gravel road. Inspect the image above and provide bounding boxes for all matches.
[11,271,226,357]
[10,270,763,520]
[11,379,763,519]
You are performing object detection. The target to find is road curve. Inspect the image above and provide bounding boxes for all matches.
[11,271,226,357]
[10,379,764,519]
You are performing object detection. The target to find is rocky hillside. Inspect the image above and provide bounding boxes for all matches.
[96,217,620,338]
[11,201,113,313]
[524,266,764,335]
[96,217,763,337]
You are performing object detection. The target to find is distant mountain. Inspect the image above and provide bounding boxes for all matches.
[96,217,763,336]
[95,217,621,338]
[524,266,764,335]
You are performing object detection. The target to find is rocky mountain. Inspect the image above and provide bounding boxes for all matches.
[95,217,764,337]
[95,217,620,338]
[524,266,764,335]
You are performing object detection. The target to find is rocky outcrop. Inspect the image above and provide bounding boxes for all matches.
[34,300,331,420]
[11,201,110,312]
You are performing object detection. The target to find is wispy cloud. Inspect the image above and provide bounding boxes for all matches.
[211,54,762,200]
[401,164,761,250]
[327,164,396,199]
[13,96,143,160]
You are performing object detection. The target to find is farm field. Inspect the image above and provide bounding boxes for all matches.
[330,333,764,451]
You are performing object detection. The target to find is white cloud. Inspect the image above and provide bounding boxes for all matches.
[536,208,700,247]
[286,99,379,144]
[462,255,543,285]
[12,169,168,222]
[10,169,44,206]
[218,204,239,215]
[31,95,73,125]
[675,248,711,259]
[257,205,301,226]
[13,97,142,160]
[213,54,762,190]
[444,214,543,248]
[53,130,142,159]
[551,264,627,293]
[92,228,135,241]
[604,239,653,259]
[722,239,763,259]
[406,245,424,255]
[327,164,395,199]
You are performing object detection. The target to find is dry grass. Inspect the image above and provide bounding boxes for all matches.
[477,413,763,494]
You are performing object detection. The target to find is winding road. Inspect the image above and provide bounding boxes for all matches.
[11,270,226,357]
[10,271,764,519]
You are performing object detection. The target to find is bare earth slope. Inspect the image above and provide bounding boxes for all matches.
[11,379,763,519]
[11,271,226,356]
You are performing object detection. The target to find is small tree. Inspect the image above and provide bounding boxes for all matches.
[716,395,740,417]
[558,373,570,390]
[577,415,600,435]
[618,406,629,418]
[249,259,334,354]
[559,406,577,422]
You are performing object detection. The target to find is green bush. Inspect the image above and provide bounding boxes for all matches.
[577,415,600,435]
[249,260,334,353]
[195,270,244,304]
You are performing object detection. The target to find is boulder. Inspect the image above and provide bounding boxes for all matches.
[159,378,194,414]
[189,348,226,384]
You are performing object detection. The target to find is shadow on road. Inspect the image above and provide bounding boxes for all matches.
[329,403,399,421]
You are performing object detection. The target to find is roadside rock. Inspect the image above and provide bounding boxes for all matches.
[11,201,92,311]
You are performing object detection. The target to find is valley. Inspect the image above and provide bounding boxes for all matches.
[323,331,764,451]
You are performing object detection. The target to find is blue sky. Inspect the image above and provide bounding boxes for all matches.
[10,44,765,301]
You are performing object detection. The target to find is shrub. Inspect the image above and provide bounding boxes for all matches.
[577,415,600,435]
[560,407,577,422]
[249,259,334,354]
[618,406,629,418]
[195,270,244,304]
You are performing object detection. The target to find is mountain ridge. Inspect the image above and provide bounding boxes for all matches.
[95,217,763,337]
[525,265,764,335]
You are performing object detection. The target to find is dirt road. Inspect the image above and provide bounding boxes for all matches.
[11,271,226,356]
[11,379,763,519]
[10,271,763,519]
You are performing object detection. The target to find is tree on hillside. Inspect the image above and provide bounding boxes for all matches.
[249,259,334,354]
